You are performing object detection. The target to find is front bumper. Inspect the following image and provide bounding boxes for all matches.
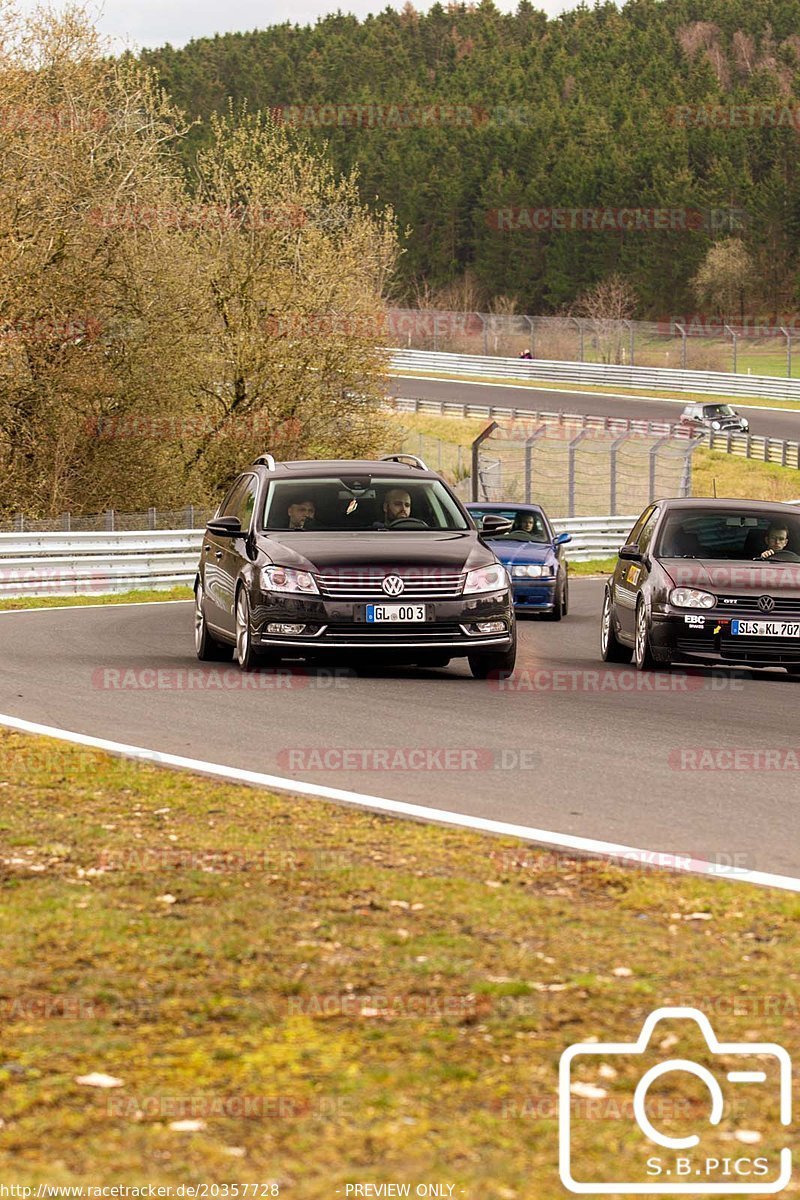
[511,579,557,611]
[250,589,514,655]
[652,608,800,666]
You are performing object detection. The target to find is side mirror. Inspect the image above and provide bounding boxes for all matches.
[206,516,242,537]
[619,543,642,562]
[553,532,572,546]
[481,514,514,535]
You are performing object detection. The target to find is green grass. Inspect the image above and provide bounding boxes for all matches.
[0,586,193,612]
[0,729,798,1193]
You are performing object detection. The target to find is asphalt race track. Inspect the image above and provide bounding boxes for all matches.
[2,582,799,879]
[390,374,800,442]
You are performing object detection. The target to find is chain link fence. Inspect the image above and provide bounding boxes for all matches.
[387,309,800,377]
[0,506,214,534]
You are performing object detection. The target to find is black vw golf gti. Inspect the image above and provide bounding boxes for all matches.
[601,497,800,674]
[194,454,516,678]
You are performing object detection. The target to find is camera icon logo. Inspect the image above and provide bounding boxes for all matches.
[559,1006,791,1194]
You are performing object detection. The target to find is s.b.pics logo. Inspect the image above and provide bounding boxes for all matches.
[559,1007,791,1194]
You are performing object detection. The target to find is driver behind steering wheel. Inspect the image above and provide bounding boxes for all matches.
[383,488,412,527]
[758,523,800,562]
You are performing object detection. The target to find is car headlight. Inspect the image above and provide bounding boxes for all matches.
[711,420,721,429]
[261,566,319,595]
[511,564,545,578]
[669,587,715,609]
[463,564,509,595]
[741,419,749,430]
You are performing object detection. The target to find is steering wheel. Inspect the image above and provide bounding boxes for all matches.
[386,518,429,530]
[754,551,800,563]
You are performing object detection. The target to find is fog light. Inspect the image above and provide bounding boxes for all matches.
[476,620,506,634]
[266,622,308,635]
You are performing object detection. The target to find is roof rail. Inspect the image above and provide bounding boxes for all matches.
[380,453,429,471]
[253,453,277,470]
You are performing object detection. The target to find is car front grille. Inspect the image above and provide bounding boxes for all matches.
[317,570,464,600]
[321,623,467,643]
[720,636,800,661]
[717,595,800,615]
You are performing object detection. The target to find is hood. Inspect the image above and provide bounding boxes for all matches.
[484,538,553,566]
[261,531,492,573]
[662,557,800,597]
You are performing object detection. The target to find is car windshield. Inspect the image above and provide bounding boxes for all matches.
[262,476,470,532]
[469,507,549,542]
[657,510,800,561]
[703,404,736,417]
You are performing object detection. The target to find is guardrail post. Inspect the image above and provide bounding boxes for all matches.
[148,507,156,529]
[568,430,589,518]
[648,436,671,503]
[471,421,498,502]
[746,434,752,459]
[105,509,114,532]
[61,512,71,531]
[524,426,547,502]
[14,513,23,532]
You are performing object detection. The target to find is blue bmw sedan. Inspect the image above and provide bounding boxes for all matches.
[466,502,572,620]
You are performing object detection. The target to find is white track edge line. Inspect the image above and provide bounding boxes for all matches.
[0,711,797,893]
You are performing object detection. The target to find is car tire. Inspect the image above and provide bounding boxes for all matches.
[544,575,566,621]
[562,575,569,617]
[195,580,233,662]
[468,630,517,680]
[234,587,260,672]
[633,600,658,671]
[600,589,632,663]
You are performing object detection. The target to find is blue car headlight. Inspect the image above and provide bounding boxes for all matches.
[511,564,553,579]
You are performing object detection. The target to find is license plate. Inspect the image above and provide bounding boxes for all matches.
[366,604,427,623]
[732,620,800,637]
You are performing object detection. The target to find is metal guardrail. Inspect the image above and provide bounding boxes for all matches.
[392,395,800,469]
[391,348,800,402]
[0,518,633,597]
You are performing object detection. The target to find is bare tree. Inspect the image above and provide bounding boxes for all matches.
[572,274,638,363]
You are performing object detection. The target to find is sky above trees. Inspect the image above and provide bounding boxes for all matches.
[12,0,598,50]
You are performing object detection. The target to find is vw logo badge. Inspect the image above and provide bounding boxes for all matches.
[382,575,405,596]
[758,595,775,613]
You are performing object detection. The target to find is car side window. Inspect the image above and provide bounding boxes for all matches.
[232,475,258,531]
[627,506,655,546]
[218,477,248,519]
[637,508,660,557]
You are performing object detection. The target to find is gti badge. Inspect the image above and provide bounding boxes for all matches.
[758,595,775,613]
[382,575,405,596]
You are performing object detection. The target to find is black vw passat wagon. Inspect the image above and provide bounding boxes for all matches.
[194,454,516,678]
